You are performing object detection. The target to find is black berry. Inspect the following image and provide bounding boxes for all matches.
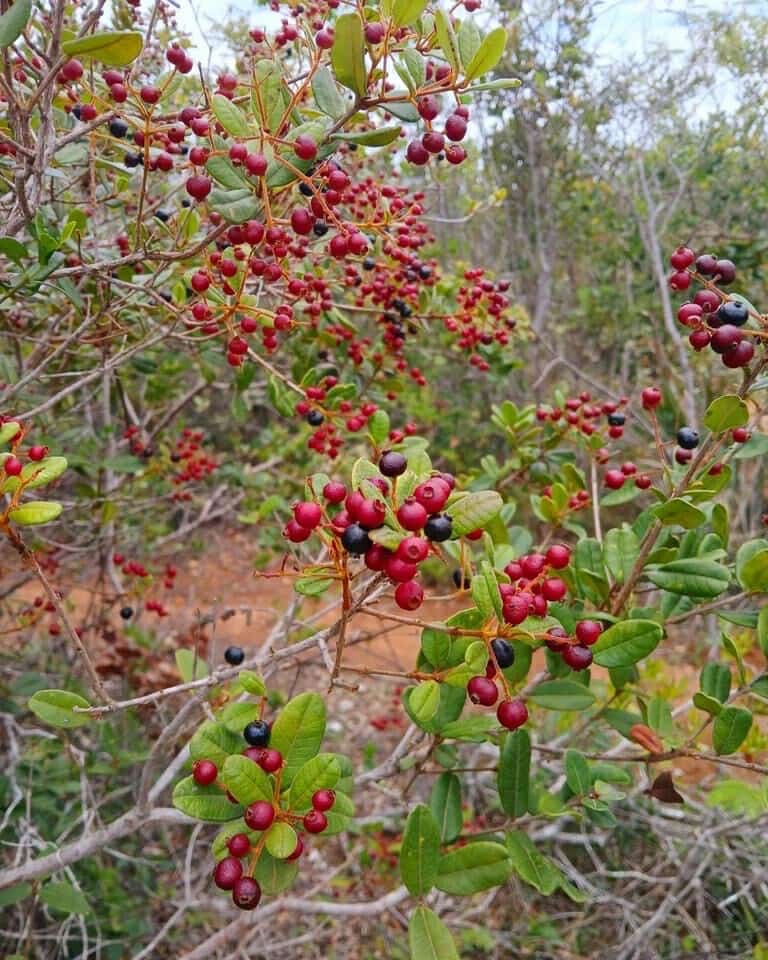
[452,569,470,589]
[676,427,699,450]
[491,637,515,669]
[243,720,271,747]
[424,514,453,542]
[341,523,372,555]
[715,301,748,328]
[306,410,324,426]
[225,645,245,665]
[120,606,133,620]
[110,118,129,138]
[379,451,407,477]
[607,412,626,427]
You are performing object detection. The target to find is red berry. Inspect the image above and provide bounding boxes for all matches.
[186,175,212,200]
[562,644,592,670]
[386,554,418,583]
[635,474,652,490]
[232,876,261,910]
[213,856,243,890]
[467,675,498,706]
[312,789,335,811]
[519,553,545,578]
[294,134,318,161]
[395,579,423,610]
[641,387,662,410]
[497,698,528,730]
[604,469,625,490]
[192,759,218,785]
[323,481,347,503]
[670,246,695,270]
[541,577,567,602]
[502,595,529,626]
[4,456,23,476]
[396,536,429,563]
[284,519,311,543]
[258,749,283,773]
[62,59,84,81]
[303,809,328,833]
[397,497,428,531]
[287,834,304,860]
[364,544,391,572]
[294,501,322,529]
[575,620,602,646]
[244,801,275,831]
[545,544,570,569]
[228,833,251,858]
[732,427,750,443]
[669,270,690,290]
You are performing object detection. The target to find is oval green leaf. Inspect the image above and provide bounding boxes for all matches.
[172,775,244,821]
[464,25,507,81]
[222,755,273,805]
[703,395,749,433]
[712,706,752,755]
[9,500,62,525]
[287,753,340,811]
[408,906,459,960]
[528,680,596,711]
[28,689,92,728]
[0,0,31,48]
[435,841,511,894]
[265,821,297,859]
[331,13,367,97]
[591,619,662,668]
[61,30,142,66]
[399,804,440,895]
[270,692,326,785]
[497,727,530,817]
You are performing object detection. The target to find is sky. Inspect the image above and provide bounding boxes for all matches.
[170,0,722,66]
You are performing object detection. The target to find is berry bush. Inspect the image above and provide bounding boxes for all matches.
[1,0,768,956]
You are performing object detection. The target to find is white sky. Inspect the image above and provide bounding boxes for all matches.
[171,0,721,66]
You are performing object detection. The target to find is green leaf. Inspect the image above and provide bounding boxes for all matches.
[738,549,768,592]
[758,606,768,657]
[270,692,326,785]
[529,680,596,711]
[647,696,673,737]
[0,421,21,446]
[28,689,91,728]
[712,706,752,755]
[254,850,299,893]
[700,662,731,703]
[497,727,530,817]
[450,491,503,537]
[392,0,429,27]
[409,680,440,723]
[190,721,241,767]
[221,755,273,805]
[331,13,367,97]
[421,626,451,668]
[457,18,481,67]
[703,395,749,432]
[399,804,440,896]
[440,714,495,740]
[40,881,91,915]
[436,841,511,894]
[175,649,208,682]
[592,619,662,668]
[652,498,706,530]
[4,455,67,493]
[429,772,462,843]
[693,691,722,716]
[172,775,243,821]
[0,883,32,908]
[61,30,142,66]
[334,125,401,146]
[312,65,346,119]
[0,0,31,48]
[265,821,297,859]
[368,409,391,445]
[602,527,639,584]
[564,750,590,795]
[408,906,459,960]
[8,500,62,525]
[287,754,340,811]
[464,26,507,81]
[210,94,251,138]
[209,187,261,224]
[434,9,461,75]
[205,155,249,190]
[646,559,730,598]
[506,831,562,895]
[238,670,266,696]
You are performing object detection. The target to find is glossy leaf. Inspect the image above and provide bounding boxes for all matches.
[435,841,511,894]
[506,831,562,895]
[712,706,752,755]
[221,755,273,805]
[287,753,340,811]
[331,13,367,97]
[312,65,346,119]
[464,25,507,81]
[592,619,662,668]
[528,679,596,711]
[172,775,243,821]
[703,394,748,432]
[255,850,299,893]
[211,94,251,138]
[28,689,91,728]
[40,881,91,915]
[61,30,142,66]
[646,559,729,598]
[392,0,429,26]
[265,821,297,859]
[429,772,463,843]
[564,750,590,795]
[8,500,62,525]
[434,9,461,75]
[399,804,440,895]
[497,727,530,817]
[408,907,459,960]
[0,0,31,48]
[270,692,326,785]
[450,490,503,537]
[652,498,706,529]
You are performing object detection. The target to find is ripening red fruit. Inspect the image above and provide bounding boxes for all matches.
[385,555,418,583]
[186,175,212,200]
[575,620,602,646]
[502,595,529,626]
[545,544,570,569]
[406,140,429,166]
[413,478,450,513]
[669,270,690,290]
[670,246,695,270]
[323,481,347,503]
[519,553,546,579]
[213,856,243,890]
[732,427,750,443]
[294,134,318,160]
[312,789,335,811]
[303,809,328,833]
[192,759,218,785]
[140,84,160,104]
[244,801,275,831]
[294,501,322,529]
[4,456,23,476]
[284,519,312,543]
[641,387,662,410]
[497,698,528,730]
[445,114,467,141]
[541,577,567,602]
[468,676,498,706]
[396,536,429,563]
[228,833,251,858]
[395,579,423,610]
[28,445,48,461]
[245,152,268,176]
[604,469,625,490]
[62,59,84,82]
[562,644,593,670]
[232,876,261,909]
[397,497,428,531]
[635,474,652,489]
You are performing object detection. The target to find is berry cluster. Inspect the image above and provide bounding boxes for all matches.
[499,545,572,626]
[405,96,468,168]
[537,391,630,441]
[669,248,757,369]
